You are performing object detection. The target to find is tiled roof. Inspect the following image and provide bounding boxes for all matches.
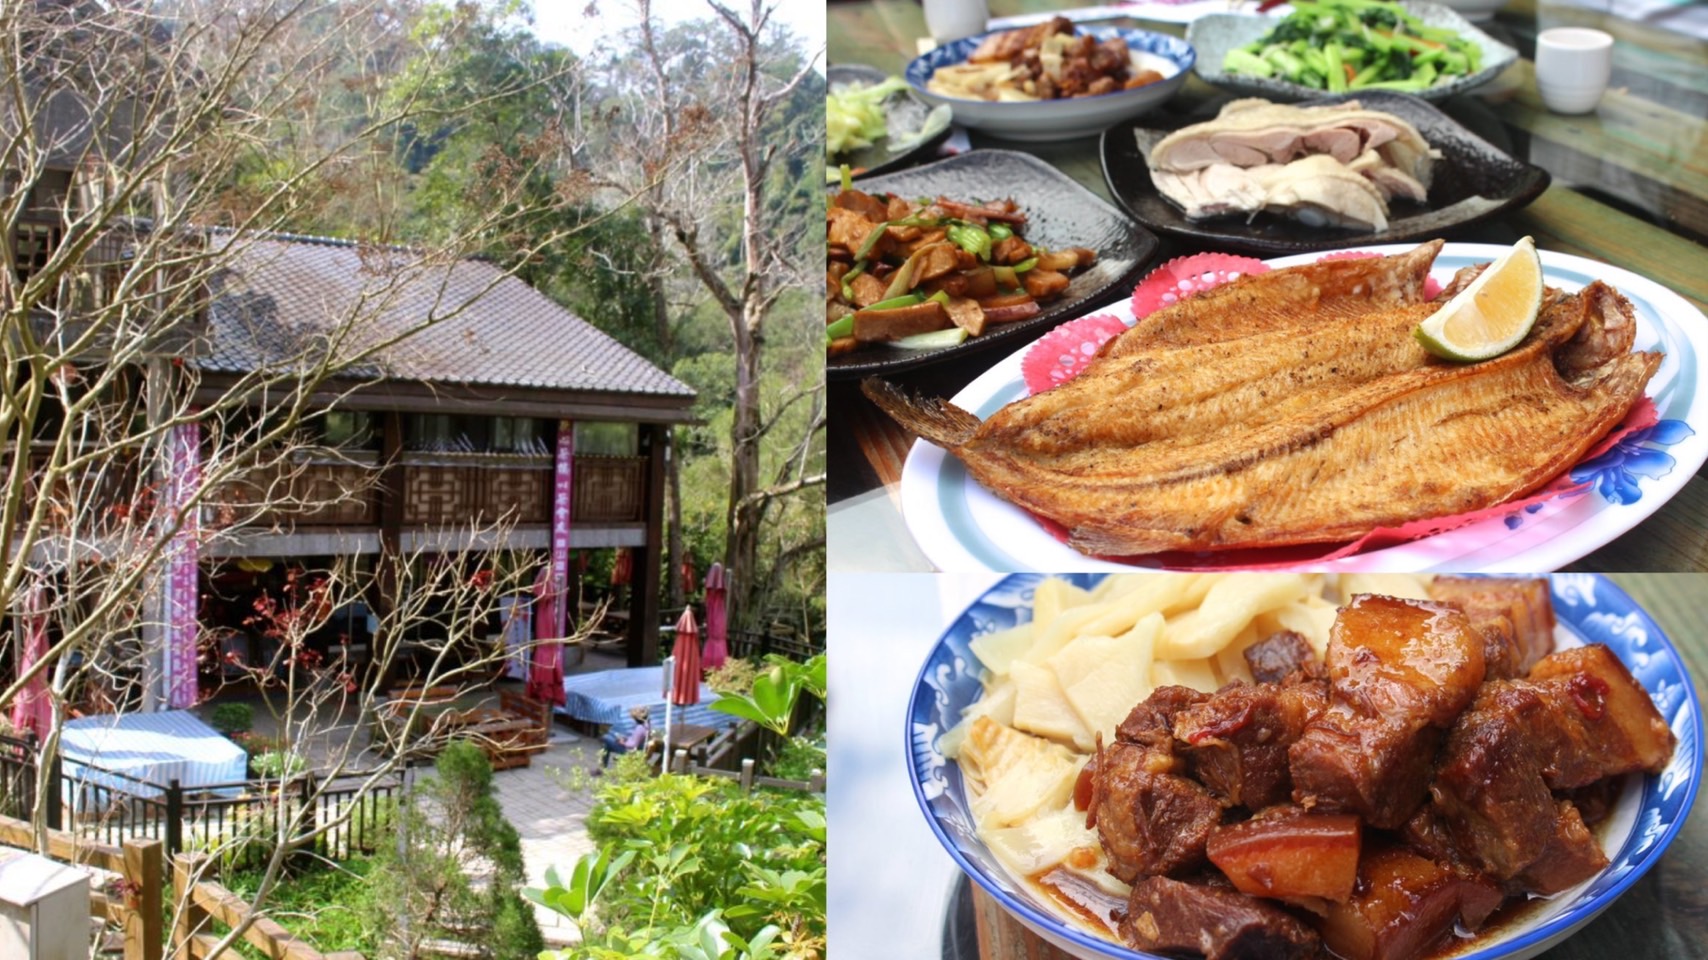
[199,232,694,400]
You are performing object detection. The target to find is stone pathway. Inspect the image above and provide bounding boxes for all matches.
[490,731,605,946]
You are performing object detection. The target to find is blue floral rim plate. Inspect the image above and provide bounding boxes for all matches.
[907,574,1703,960]
[897,243,1708,572]
[904,28,1195,142]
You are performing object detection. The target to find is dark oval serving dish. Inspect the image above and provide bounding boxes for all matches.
[1099,91,1551,255]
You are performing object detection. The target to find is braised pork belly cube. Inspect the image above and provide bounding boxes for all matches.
[1526,645,1675,778]
[1427,576,1556,678]
[1176,680,1327,811]
[1320,843,1502,960]
[1243,630,1324,685]
[1116,684,1207,749]
[1095,687,1222,882]
[1427,643,1672,886]
[1516,800,1609,895]
[1120,877,1319,960]
[1206,807,1360,905]
[1290,596,1485,828]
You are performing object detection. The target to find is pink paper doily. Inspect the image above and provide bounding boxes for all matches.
[1022,313,1129,395]
[1026,396,1661,570]
[1131,253,1270,319]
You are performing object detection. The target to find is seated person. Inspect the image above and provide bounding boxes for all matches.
[598,705,654,770]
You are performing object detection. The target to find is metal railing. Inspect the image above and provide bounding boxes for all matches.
[0,732,401,871]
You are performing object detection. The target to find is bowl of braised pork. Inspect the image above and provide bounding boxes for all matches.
[904,18,1194,141]
[908,573,1701,960]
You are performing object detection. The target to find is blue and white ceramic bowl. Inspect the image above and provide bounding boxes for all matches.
[907,574,1703,960]
[905,28,1194,142]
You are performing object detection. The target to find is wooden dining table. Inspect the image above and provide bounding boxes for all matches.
[827,0,1708,572]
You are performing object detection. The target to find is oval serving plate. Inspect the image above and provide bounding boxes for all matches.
[828,63,953,180]
[1188,0,1518,103]
[1099,91,1551,255]
[829,150,1158,381]
[904,26,1195,142]
[897,243,1708,572]
[907,573,1703,960]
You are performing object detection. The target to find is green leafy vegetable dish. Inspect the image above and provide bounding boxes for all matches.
[1224,0,1483,93]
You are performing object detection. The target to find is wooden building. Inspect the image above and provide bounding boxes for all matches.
[188,231,697,670]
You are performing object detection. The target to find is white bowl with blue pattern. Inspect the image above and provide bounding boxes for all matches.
[904,28,1194,142]
[907,574,1703,960]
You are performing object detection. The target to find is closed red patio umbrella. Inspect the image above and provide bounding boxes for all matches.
[527,564,565,706]
[10,579,52,736]
[610,548,633,587]
[702,562,729,672]
[670,606,701,707]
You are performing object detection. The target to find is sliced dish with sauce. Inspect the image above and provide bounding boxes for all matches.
[908,573,1702,960]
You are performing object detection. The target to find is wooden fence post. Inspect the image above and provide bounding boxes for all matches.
[808,768,825,794]
[45,742,63,831]
[738,758,755,794]
[171,853,208,960]
[123,838,164,960]
[165,780,183,857]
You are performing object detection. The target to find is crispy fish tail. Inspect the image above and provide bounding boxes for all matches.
[862,378,981,449]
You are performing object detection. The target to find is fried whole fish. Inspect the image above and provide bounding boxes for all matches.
[865,244,1660,557]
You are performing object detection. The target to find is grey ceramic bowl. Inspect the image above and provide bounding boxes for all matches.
[1188,1,1518,102]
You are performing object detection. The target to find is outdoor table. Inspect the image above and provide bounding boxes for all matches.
[827,573,1708,960]
[827,0,1708,572]
[60,709,249,805]
[556,666,725,737]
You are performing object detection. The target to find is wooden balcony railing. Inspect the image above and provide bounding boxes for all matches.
[225,453,647,531]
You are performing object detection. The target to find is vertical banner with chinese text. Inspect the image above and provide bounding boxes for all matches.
[550,419,574,639]
[164,419,201,709]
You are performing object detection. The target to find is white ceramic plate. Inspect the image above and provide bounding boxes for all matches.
[898,244,1708,572]
[905,27,1195,141]
[907,573,1704,960]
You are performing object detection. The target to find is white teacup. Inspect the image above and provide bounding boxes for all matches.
[1535,27,1614,114]
[924,0,989,44]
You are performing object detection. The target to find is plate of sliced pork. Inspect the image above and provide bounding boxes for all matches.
[908,572,1702,960]
[1099,94,1549,253]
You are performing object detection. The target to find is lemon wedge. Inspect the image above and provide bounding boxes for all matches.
[1414,236,1544,362]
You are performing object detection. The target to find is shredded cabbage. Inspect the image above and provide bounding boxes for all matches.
[826,76,912,157]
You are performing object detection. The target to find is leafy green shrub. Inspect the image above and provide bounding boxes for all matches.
[210,703,255,736]
[705,657,760,695]
[251,750,306,779]
[224,857,382,958]
[769,736,826,783]
[365,740,544,959]
[710,653,825,736]
[533,773,826,959]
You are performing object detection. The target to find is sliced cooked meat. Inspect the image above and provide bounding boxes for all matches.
[1176,680,1327,810]
[1515,800,1609,895]
[1290,595,1485,828]
[1120,876,1320,960]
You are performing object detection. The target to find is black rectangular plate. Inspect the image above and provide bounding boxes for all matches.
[829,149,1159,380]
